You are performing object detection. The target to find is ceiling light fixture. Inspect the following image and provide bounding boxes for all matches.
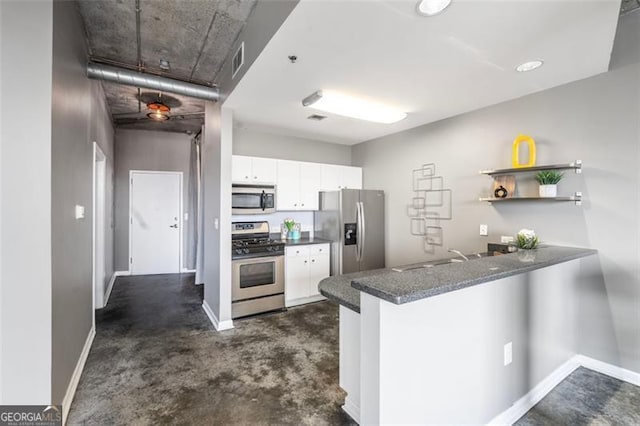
[146,94,171,121]
[416,0,452,16]
[302,90,407,124]
[516,60,544,72]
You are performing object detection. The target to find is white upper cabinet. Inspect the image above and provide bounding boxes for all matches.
[341,166,363,189]
[276,160,300,210]
[250,157,277,183]
[232,155,363,211]
[276,160,322,211]
[232,155,276,184]
[320,164,363,191]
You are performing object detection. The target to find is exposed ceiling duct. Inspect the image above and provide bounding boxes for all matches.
[87,62,219,102]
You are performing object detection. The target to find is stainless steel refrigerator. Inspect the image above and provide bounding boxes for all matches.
[314,189,385,275]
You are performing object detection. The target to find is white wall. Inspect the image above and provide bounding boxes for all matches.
[0,0,53,404]
[352,13,640,373]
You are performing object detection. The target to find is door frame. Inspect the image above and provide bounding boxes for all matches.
[92,142,107,318]
[128,170,183,275]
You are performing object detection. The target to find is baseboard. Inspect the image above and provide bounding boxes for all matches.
[103,272,117,307]
[181,268,196,273]
[62,326,96,425]
[488,354,640,425]
[285,294,326,308]
[202,300,234,331]
[342,396,361,424]
[114,270,130,277]
[575,355,640,387]
[488,356,581,426]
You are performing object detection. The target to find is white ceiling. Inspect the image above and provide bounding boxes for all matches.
[225,0,621,145]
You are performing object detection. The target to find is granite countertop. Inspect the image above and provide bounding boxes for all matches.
[270,233,332,247]
[318,246,597,312]
[318,268,388,313]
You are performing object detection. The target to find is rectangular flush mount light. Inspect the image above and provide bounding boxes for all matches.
[302,90,407,124]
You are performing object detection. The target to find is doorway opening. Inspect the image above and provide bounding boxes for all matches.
[93,143,107,313]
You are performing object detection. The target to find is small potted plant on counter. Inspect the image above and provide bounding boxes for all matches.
[535,170,563,197]
[516,228,539,262]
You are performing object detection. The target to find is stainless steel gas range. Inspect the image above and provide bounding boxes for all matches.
[231,221,285,319]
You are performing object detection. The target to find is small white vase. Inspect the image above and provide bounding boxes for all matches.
[538,184,557,198]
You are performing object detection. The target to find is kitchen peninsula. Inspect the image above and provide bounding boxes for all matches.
[319,246,597,424]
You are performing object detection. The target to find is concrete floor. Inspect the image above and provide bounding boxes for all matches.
[69,273,639,425]
[517,367,640,425]
[67,273,355,425]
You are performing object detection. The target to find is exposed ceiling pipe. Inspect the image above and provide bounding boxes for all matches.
[87,62,219,102]
[135,0,142,112]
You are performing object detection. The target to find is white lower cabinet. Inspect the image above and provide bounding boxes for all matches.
[285,244,330,307]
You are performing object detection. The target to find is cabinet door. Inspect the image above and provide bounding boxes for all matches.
[299,162,322,210]
[320,164,342,191]
[232,156,252,183]
[285,255,309,303]
[251,157,277,184]
[276,160,300,210]
[308,252,330,297]
[341,166,363,189]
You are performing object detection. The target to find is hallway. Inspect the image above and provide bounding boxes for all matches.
[68,274,354,425]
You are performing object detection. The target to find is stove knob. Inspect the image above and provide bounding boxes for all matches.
[235,249,243,255]
[267,246,273,251]
[243,248,250,254]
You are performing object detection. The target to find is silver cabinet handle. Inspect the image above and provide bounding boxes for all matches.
[304,260,308,264]
[245,175,249,179]
[254,176,257,179]
[311,259,315,263]
[170,224,178,228]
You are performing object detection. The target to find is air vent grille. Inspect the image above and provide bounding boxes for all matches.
[307,114,327,121]
[232,42,245,79]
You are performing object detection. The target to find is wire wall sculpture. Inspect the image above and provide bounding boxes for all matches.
[407,163,453,253]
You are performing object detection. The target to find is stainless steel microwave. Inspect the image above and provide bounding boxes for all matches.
[232,184,276,214]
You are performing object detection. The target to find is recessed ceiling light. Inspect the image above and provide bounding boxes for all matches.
[416,0,452,16]
[302,90,407,124]
[516,60,544,72]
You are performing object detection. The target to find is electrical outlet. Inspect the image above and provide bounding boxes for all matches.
[504,342,513,366]
[501,235,515,244]
[479,224,488,236]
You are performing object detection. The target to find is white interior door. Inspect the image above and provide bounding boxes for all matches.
[130,171,181,275]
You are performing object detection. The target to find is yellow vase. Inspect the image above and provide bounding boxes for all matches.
[511,134,536,168]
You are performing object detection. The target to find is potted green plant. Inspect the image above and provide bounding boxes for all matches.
[516,228,539,249]
[535,170,563,197]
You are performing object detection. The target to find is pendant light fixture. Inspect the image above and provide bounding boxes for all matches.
[146,93,171,121]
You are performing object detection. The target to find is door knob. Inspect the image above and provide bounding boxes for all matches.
[169,224,178,228]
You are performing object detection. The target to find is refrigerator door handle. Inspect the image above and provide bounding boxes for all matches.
[355,203,361,261]
[359,201,366,261]
[356,201,365,261]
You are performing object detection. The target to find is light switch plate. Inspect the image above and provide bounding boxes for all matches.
[504,342,513,366]
[75,205,85,220]
[479,224,488,236]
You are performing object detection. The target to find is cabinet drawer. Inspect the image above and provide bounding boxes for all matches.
[309,244,330,256]
[286,246,310,258]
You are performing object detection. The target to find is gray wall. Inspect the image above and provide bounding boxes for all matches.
[0,0,53,404]
[114,128,193,272]
[233,126,352,165]
[352,13,640,373]
[51,0,115,404]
